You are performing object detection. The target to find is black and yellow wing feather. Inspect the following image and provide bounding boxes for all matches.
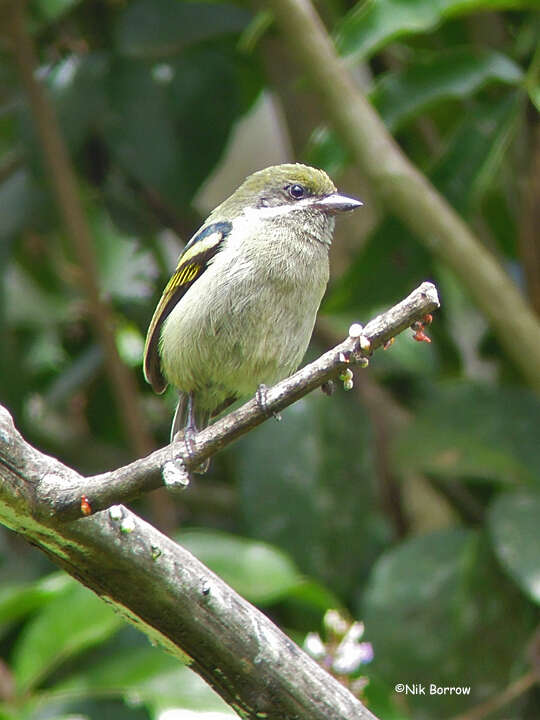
[143,221,231,393]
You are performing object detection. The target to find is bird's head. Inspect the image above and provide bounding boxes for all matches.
[210,163,362,225]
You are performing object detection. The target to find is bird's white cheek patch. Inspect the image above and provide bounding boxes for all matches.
[241,198,315,222]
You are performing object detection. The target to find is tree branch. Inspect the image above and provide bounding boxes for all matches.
[518,121,540,316]
[265,0,540,392]
[0,409,377,720]
[451,669,538,720]
[0,282,438,719]
[24,281,439,522]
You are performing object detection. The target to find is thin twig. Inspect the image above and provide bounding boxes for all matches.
[451,669,538,720]
[26,281,439,521]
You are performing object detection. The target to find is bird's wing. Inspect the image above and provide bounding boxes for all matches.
[143,221,232,393]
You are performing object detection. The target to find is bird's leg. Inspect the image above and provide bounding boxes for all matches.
[183,391,198,458]
[170,392,198,457]
[183,393,210,474]
[256,384,281,421]
[164,394,193,491]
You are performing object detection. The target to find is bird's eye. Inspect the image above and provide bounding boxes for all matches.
[288,184,306,200]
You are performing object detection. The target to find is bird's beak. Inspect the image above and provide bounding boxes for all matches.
[310,193,364,214]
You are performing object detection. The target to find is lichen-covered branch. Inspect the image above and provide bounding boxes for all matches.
[0,420,380,720]
[0,282,439,720]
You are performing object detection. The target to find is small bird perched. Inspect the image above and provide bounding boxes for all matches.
[143,163,362,455]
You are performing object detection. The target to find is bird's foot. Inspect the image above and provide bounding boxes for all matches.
[182,426,210,474]
[256,384,281,421]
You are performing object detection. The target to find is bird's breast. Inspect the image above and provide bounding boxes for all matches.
[160,219,330,398]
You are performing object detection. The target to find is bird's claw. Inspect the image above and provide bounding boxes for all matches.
[256,384,281,421]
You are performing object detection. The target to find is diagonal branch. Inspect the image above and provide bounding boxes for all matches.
[24,281,439,522]
[0,406,378,720]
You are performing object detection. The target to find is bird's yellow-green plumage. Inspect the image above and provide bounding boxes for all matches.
[208,164,337,217]
[143,163,362,448]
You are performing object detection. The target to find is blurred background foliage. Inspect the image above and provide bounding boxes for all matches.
[0,0,539,719]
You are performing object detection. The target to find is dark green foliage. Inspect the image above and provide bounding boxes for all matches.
[1,0,539,718]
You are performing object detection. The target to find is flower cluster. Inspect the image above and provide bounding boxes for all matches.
[303,609,373,699]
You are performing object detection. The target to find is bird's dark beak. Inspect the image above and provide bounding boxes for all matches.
[311,193,363,214]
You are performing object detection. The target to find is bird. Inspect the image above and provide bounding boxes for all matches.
[143,163,362,462]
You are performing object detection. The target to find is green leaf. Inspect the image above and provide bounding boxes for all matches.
[489,491,540,603]
[0,169,49,242]
[307,54,522,178]
[26,329,67,372]
[430,92,522,213]
[323,215,435,321]
[47,53,108,154]
[88,204,156,303]
[0,707,23,720]
[480,185,518,258]
[102,58,188,204]
[116,322,144,368]
[13,580,124,692]
[394,382,540,486]
[528,75,540,111]
[431,263,491,378]
[177,529,301,604]
[525,23,540,111]
[363,528,535,715]
[362,675,410,720]
[285,579,342,615]
[372,48,522,133]
[336,0,538,60]
[0,572,71,628]
[139,661,239,716]
[365,528,472,614]
[102,168,163,236]
[237,391,386,597]
[53,642,235,716]
[305,126,350,177]
[5,263,75,327]
[31,0,82,24]
[103,45,258,205]
[166,45,259,197]
[115,0,251,58]
[277,579,344,635]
